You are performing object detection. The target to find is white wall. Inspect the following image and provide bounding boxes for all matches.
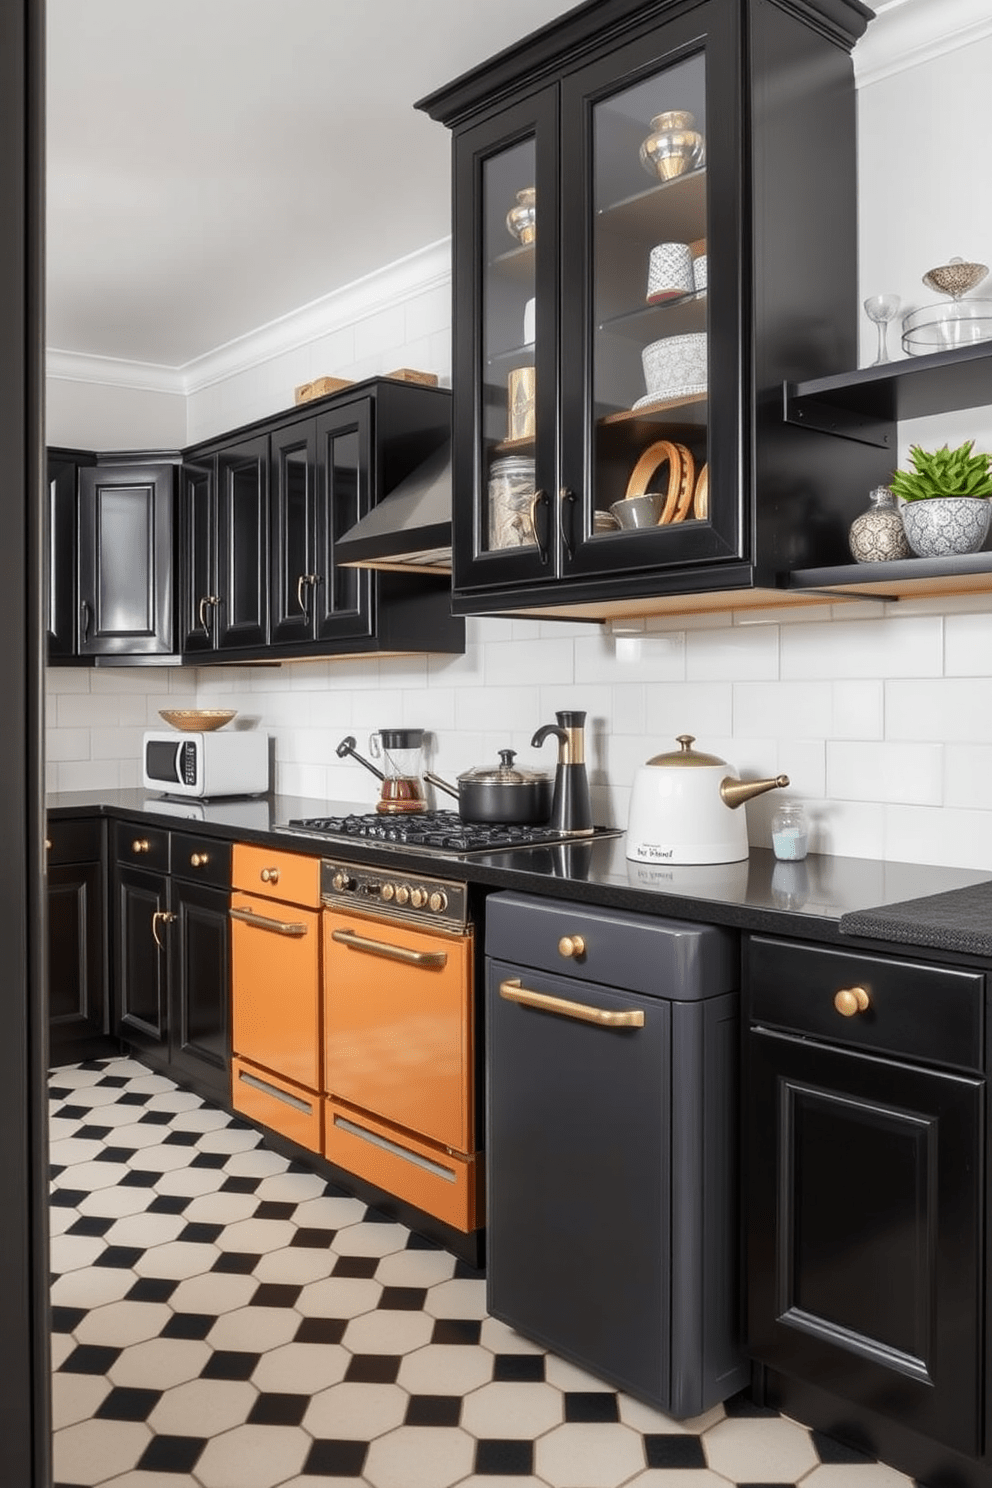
[44,5,992,872]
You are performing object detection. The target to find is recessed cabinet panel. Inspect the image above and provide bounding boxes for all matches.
[747,1027,982,1455]
[216,435,268,650]
[270,423,317,645]
[313,403,373,642]
[116,865,169,1049]
[180,461,217,654]
[77,463,175,656]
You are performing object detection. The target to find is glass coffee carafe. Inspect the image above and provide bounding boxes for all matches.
[369,728,427,814]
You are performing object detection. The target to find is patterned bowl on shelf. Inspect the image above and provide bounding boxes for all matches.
[641,332,708,402]
[900,498,992,559]
[159,709,238,732]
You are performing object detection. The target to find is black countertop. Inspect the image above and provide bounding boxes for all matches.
[46,789,992,956]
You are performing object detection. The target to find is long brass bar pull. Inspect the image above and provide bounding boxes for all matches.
[230,906,308,938]
[331,927,447,969]
[499,978,645,1028]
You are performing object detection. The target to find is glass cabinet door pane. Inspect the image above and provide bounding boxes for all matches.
[589,52,708,543]
[481,136,538,554]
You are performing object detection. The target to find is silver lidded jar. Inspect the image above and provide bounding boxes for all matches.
[639,111,705,181]
[488,456,537,549]
[848,485,910,563]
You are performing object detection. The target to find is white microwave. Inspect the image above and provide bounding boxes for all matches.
[142,729,269,799]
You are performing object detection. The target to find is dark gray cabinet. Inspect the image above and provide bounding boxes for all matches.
[485,891,742,1416]
[745,935,985,1460]
[113,821,231,1104]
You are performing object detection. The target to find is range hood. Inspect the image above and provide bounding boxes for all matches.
[336,445,452,574]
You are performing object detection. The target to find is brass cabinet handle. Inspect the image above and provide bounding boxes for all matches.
[230,906,308,937]
[558,934,586,959]
[499,978,644,1028]
[530,489,550,565]
[559,486,577,558]
[834,985,871,1017]
[331,926,447,969]
[260,867,280,884]
[132,838,150,854]
[44,837,52,851]
[296,573,318,613]
[151,910,176,949]
[190,852,209,868]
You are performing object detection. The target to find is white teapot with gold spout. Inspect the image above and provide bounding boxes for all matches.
[626,734,788,865]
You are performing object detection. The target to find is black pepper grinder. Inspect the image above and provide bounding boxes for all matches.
[530,710,593,836]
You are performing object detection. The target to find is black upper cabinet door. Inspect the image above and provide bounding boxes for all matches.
[179,459,218,654]
[77,463,176,656]
[215,434,269,651]
[46,450,88,659]
[270,421,318,645]
[451,89,559,594]
[558,8,742,579]
[313,401,373,642]
[747,1028,983,1456]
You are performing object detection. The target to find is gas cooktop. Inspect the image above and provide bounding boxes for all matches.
[284,810,617,855]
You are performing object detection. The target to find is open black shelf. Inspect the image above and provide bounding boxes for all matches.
[783,342,992,448]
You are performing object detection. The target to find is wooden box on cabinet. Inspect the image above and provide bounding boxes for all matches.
[418,0,885,621]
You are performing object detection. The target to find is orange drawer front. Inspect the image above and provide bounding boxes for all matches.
[324,1099,482,1233]
[233,1058,322,1153]
[233,843,320,907]
[231,892,320,1090]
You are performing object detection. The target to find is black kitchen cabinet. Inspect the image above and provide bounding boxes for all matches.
[180,434,269,654]
[46,817,115,1066]
[46,448,92,660]
[419,0,885,620]
[182,378,463,663]
[745,935,985,1460]
[113,822,231,1104]
[77,457,177,656]
[485,892,743,1416]
[270,400,371,647]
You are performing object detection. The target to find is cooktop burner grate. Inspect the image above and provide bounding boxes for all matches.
[286,809,609,855]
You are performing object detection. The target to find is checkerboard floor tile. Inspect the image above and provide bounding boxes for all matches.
[50,1058,918,1488]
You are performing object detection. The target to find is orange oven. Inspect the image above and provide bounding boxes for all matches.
[320,858,481,1233]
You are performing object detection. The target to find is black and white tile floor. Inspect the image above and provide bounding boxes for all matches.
[50,1058,917,1488]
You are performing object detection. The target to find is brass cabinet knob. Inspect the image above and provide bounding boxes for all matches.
[44,838,52,851]
[190,852,209,868]
[558,934,586,959]
[132,839,150,854]
[260,867,280,884]
[834,986,871,1017]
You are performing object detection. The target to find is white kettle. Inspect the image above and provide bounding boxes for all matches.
[626,734,788,865]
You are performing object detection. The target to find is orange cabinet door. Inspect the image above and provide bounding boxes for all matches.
[232,891,320,1091]
[323,908,474,1154]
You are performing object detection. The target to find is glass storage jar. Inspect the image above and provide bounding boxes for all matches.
[771,801,809,861]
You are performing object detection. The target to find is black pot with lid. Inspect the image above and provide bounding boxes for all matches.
[425,749,552,824]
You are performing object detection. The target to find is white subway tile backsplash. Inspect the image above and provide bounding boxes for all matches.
[944,611,992,675]
[886,678,992,743]
[485,636,574,687]
[575,630,685,684]
[686,625,778,681]
[944,744,992,810]
[831,680,884,740]
[885,805,992,872]
[809,800,886,860]
[827,740,943,805]
[733,682,831,740]
[643,681,733,741]
[781,615,943,680]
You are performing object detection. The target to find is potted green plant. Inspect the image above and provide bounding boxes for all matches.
[890,440,992,557]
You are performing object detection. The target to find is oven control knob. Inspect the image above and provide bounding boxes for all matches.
[429,890,448,913]
[410,887,428,908]
[331,870,354,892]
[380,882,395,901]
[394,884,410,906]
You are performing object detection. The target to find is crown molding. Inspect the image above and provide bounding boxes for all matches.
[855,0,992,86]
[45,236,452,399]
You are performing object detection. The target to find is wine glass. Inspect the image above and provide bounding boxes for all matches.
[864,294,901,366]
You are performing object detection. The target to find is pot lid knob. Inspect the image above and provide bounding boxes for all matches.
[645,734,729,768]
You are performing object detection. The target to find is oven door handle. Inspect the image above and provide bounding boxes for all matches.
[331,926,448,969]
[499,978,645,1029]
[230,906,309,937]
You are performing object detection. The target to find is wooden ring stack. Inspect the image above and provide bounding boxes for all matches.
[624,440,696,523]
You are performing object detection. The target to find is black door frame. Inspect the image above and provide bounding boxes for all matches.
[1,0,52,1483]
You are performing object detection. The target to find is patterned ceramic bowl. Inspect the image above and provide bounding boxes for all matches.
[641,333,707,402]
[900,497,992,558]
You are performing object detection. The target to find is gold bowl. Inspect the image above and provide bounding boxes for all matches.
[159,709,237,732]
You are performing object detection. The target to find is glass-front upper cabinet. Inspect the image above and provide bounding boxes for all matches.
[427,0,873,618]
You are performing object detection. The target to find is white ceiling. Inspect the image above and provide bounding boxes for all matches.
[46,0,578,369]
